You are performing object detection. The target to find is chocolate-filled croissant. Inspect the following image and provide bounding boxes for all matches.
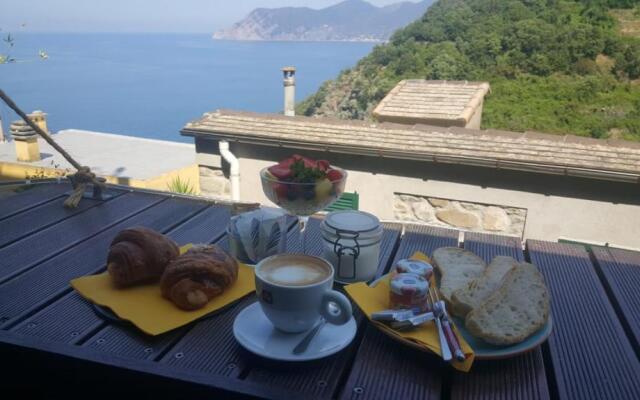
[160,245,238,310]
[107,227,179,288]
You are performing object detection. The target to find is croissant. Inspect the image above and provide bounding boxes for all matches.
[107,227,180,288]
[160,245,238,310]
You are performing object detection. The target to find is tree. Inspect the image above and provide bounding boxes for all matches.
[0,33,16,64]
[0,29,48,141]
[298,0,640,140]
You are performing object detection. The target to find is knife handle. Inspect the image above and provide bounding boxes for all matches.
[441,318,466,362]
[435,317,452,362]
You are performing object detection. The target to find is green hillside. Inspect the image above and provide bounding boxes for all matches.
[297,0,640,141]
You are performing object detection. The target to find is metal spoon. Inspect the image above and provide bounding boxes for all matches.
[292,318,326,355]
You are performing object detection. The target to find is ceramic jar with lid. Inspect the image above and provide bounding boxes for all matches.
[320,210,384,283]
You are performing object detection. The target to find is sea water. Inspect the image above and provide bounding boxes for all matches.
[0,33,375,142]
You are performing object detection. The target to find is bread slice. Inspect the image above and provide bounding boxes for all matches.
[451,256,517,318]
[465,262,550,346]
[432,247,486,304]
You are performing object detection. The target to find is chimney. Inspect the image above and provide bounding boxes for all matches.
[282,66,296,117]
[28,110,49,134]
[11,120,41,162]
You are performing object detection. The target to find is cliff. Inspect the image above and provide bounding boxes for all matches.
[213,0,433,42]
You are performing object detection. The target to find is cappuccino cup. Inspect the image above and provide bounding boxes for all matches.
[255,254,352,333]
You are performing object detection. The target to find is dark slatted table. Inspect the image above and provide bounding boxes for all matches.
[1,182,639,400]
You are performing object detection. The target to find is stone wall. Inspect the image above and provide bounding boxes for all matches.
[394,193,527,237]
[199,166,231,199]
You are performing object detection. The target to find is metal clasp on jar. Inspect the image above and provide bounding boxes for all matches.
[332,229,361,280]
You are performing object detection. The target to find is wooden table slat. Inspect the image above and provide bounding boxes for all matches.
[0,191,166,284]
[393,224,459,263]
[338,225,458,400]
[591,247,640,354]
[462,231,524,263]
[527,240,640,400]
[0,198,207,328]
[84,323,185,361]
[160,295,255,378]
[0,182,71,221]
[0,189,124,248]
[450,232,549,400]
[376,223,402,278]
[0,328,308,400]
[341,325,443,400]
[10,291,105,344]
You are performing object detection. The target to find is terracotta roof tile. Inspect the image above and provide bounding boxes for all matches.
[182,110,640,183]
[372,80,490,125]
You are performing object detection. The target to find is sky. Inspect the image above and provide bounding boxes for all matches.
[0,0,408,33]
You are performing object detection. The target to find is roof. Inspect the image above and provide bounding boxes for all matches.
[372,80,490,126]
[0,129,195,180]
[182,109,640,183]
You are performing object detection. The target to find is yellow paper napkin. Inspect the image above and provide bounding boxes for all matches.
[70,244,255,336]
[345,252,475,372]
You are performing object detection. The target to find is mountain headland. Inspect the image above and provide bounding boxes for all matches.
[213,0,433,42]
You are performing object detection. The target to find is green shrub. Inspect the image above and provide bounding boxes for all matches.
[167,176,195,195]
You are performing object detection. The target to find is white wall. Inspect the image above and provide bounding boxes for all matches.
[195,138,640,249]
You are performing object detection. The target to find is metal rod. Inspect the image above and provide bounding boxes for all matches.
[0,111,4,142]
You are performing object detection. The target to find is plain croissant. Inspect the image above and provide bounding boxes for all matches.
[160,245,238,310]
[107,227,180,288]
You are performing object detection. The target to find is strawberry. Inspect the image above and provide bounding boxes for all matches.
[268,164,292,180]
[327,169,343,182]
[278,157,297,168]
[292,154,316,168]
[316,160,330,172]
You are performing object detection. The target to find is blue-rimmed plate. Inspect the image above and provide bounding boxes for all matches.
[369,275,553,360]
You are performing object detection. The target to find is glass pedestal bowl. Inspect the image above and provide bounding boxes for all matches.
[260,166,347,251]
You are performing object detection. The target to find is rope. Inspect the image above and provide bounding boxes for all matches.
[0,89,107,208]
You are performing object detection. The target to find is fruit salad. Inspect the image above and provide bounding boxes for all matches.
[261,155,346,216]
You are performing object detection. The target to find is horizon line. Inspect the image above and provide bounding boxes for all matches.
[1,31,215,35]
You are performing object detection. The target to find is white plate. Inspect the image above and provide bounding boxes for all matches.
[233,301,357,362]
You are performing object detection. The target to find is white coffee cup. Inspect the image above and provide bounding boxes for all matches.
[255,254,353,333]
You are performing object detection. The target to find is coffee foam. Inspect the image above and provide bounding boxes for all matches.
[259,256,331,286]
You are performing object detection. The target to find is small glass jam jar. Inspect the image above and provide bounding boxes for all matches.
[393,259,434,282]
[389,273,430,312]
[320,210,384,283]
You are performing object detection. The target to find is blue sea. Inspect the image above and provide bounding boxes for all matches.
[0,33,375,142]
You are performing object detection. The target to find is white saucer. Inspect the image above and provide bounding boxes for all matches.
[233,301,357,362]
